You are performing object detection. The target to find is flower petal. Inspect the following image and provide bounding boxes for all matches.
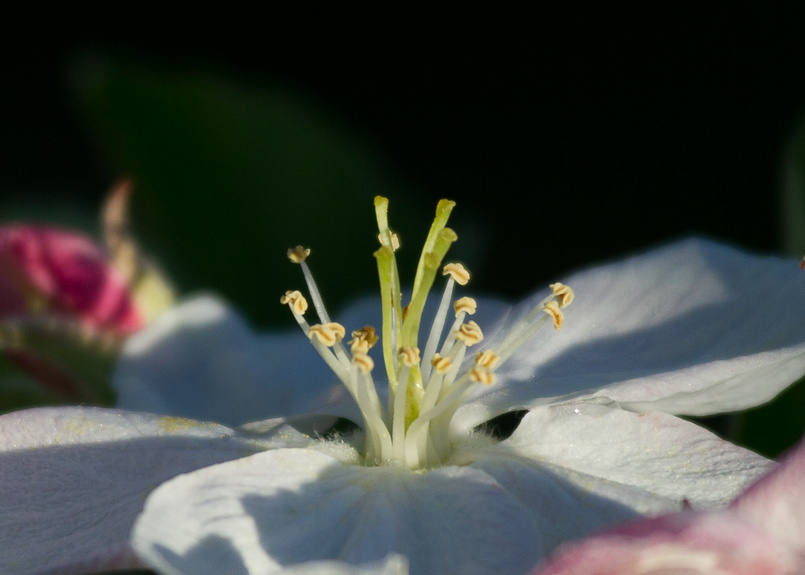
[529,511,798,575]
[114,295,341,426]
[0,406,299,575]
[730,434,805,557]
[133,448,546,575]
[481,402,772,513]
[461,238,805,426]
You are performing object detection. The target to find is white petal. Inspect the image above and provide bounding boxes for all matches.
[114,295,341,426]
[133,448,544,575]
[0,406,299,575]
[490,403,772,514]
[458,238,805,428]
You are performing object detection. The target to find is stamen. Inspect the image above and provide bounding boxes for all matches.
[431,354,452,374]
[308,324,341,347]
[353,353,375,375]
[453,297,477,316]
[474,350,499,369]
[443,263,470,285]
[350,326,379,349]
[550,283,575,308]
[287,246,310,263]
[469,366,496,386]
[456,321,484,346]
[542,301,564,330]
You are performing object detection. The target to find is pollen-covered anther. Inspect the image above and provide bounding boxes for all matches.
[308,324,342,347]
[443,262,470,285]
[543,300,564,330]
[398,346,421,367]
[430,353,452,374]
[287,246,311,264]
[353,353,375,375]
[550,282,575,308]
[453,296,477,317]
[474,350,499,369]
[456,320,484,346]
[280,290,308,315]
[350,326,379,348]
[469,366,495,386]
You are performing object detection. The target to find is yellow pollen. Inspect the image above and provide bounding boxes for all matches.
[309,324,340,347]
[550,283,575,308]
[443,262,470,285]
[350,326,379,348]
[456,320,484,346]
[398,346,421,367]
[430,353,453,374]
[474,350,499,369]
[287,246,311,264]
[353,353,375,375]
[280,290,309,315]
[543,301,564,330]
[453,296,477,316]
[378,231,401,251]
[469,366,496,386]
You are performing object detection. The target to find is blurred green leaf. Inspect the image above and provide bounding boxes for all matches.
[71,56,419,326]
[0,317,119,408]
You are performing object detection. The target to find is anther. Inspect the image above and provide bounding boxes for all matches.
[550,283,575,308]
[353,353,375,375]
[456,321,484,346]
[474,350,499,369]
[280,290,308,315]
[350,326,379,348]
[453,296,477,316]
[443,263,470,285]
[287,246,310,264]
[325,322,346,342]
[309,324,340,347]
[431,353,453,374]
[543,301,564,330]
[469,367,495,386]
[398,346,421,367]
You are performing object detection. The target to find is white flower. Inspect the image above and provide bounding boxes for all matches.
[3,198,805,575]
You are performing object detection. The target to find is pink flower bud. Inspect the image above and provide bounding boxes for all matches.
[0,225,143,333]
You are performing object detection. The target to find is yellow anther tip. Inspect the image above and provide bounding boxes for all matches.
[443,263,470,285]
[550,283,574,308]
[431,353,453,374]
[456,320,484,346]
[398,346,421,367]
[474,350,499,369]
[288,246,311,264]
[469,367,495,386]
[453,296,477,316]
[309,324,340,347]
[280,290,308,315]
[543,301,564,330]
[353,353,375,375]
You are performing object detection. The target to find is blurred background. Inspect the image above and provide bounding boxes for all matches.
[3,7,805,455]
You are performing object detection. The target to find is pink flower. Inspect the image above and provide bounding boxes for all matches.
[529,436,805,575]
[0,225,143,333]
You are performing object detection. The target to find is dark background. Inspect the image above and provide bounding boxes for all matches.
[3,8,805,454]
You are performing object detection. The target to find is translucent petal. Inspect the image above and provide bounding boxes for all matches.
[491,402,772,513]
[0,406,303,575]
[114,295,341,426]
[457,238,805,429]
[133,448,545,575]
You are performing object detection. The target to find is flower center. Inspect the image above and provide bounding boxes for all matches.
[283,197,572,470]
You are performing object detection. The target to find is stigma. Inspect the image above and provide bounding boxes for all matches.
[282,197,572,470]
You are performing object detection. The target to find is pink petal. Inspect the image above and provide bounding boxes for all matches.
[530,511,799,575]
[730,435,805,556]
